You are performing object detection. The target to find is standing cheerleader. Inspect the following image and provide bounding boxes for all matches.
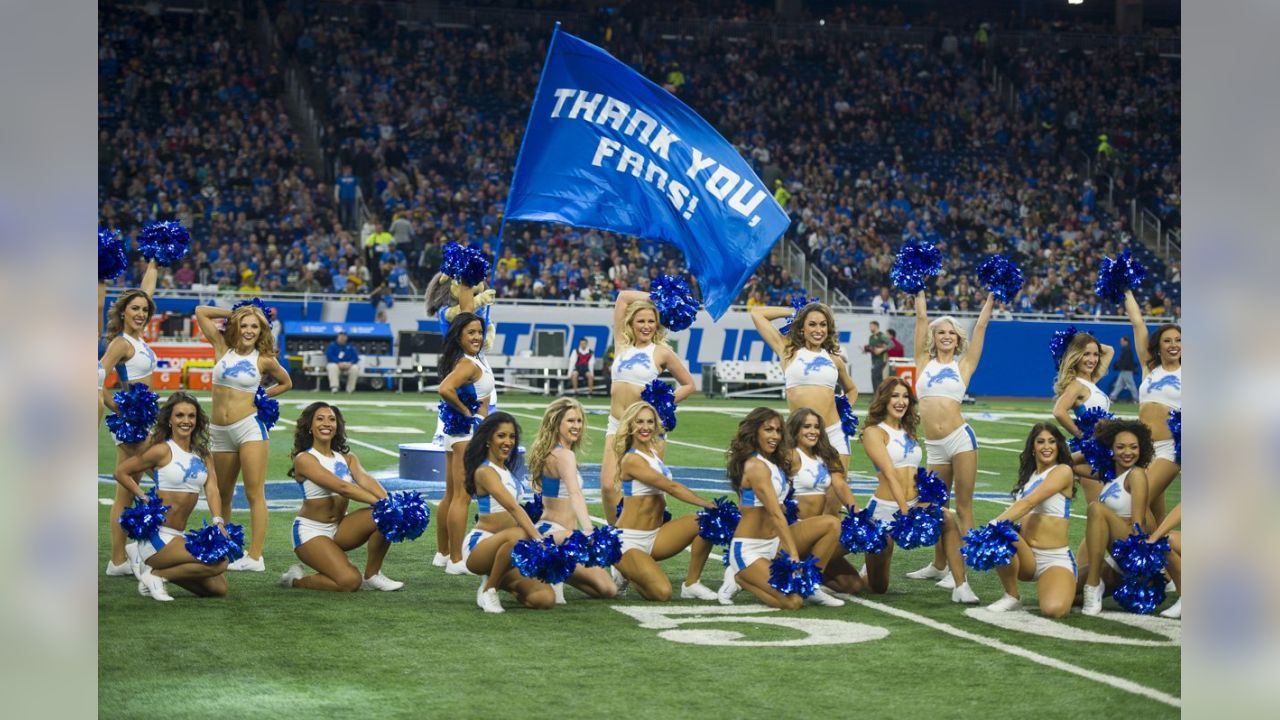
[749,301,858,462]
[112,392,229,601]
[612,402,718,601]
[1078,419,1154,615]
[526,398,619,602]
[860,377,980,603]
[436,311,495,575]
[723,408,848,608]
[906,292,994,582]
[99,258,158,576]
[1051,332,1115,505]
[985,423,1077,618]
[462,413,556,613]
[194,304,293,571]
[600,291,695,525]
[279,402,402,592]
[1124,289,1181,523]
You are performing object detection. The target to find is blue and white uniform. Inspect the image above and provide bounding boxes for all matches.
[608,344,660,434]
[438,353,497,449]
[917,358,978,464]
[1075,378,1111,414]
[291,448,354,548]
[1016,464,1076,578]
[1100,468,1134,572]
[210,348,269,452]
[535,456,578,536]
[140,441,208,561]
[463,461,523,562]
[618,448,669,556]
[866,422,924,523]
[1140,365,1182,464]
[118,333,157,384]
[791,451,832,497]
[729,454,788,572]
[783,348,847,449]
[738,454,788,508]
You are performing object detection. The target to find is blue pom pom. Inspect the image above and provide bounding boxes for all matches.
[641,379,678,432]
[1110,525,1171,578]
[767,550,823,597]
[105,382,160,444]
[1094,248,1147,303]
[1112,574,1167,615]
[960,520,1021,571]
[559,530,592,564]
[222,523,246,563]
[439,384,481,435]
[119,489,170,541]
[441,242,491,286]
[649,275,699,332]
[1068,406,1116,480]
[254,387,279,430]
[98,228,128,282]
[783,487,799,525]
[835,395,859,437]
[890,241,942,294]
[778,294,816,336]
[521,492,544,523]
[136,221,192,266]
[511,537,578,584]
[182,521,244,564]
[696,496,741,545]
[1048,325,1079,371]
[585,525,622,567]
[977,254,1024,303]
[889,506,944,550]
[1168,410,1181,465]
[839,507,888,554]
[914,468,950,506]
[371,491,432,543]
[231,298,276,321]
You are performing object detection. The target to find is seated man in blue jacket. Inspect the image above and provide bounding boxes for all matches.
[325,330,361,393]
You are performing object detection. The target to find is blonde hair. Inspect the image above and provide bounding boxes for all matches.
[618,300,669,351]
[923,315,968,358]
[612,401,660,488]
[526,398,587,490]
[785,302,840,360]
[1053,332,1103,396]
[223,306,277,355]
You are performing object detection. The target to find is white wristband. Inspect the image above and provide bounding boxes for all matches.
[212,516,225,525]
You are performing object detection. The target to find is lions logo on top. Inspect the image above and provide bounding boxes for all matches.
[1144,375,1180,393]
[801,355,835,375]
[334,460,351,479]
[178,456,206,486]
[616,353,652,372]
[894,434,917,462]
[923,366,961,387]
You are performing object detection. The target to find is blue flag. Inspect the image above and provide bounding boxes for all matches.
[504,28,790,320]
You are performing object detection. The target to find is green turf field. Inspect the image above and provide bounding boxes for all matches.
[98,391,1181,718]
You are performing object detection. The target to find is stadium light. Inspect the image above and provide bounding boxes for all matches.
[1068,0,1084,5]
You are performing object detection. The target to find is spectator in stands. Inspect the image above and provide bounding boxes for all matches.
[336,165,360,230]
[325,330,361,394]
[568,338,595,395]
[872,287,896,315]
[1109,335,1139,402]
[864,320,891,388]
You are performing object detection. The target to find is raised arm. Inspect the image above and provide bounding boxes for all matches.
[621,454,715,509]
[98,282,107,337]
[748,305,794,359]
[475,466,542,540]
[657,348,696,404]
[292,453,383,505]
[347,453,390,502]
[1097,342,1116,378]
[1123,290,1151,369]
[744,458,799,558]
[260,357,293,397]
[912,292,930,368]
[992,466,1073,525]
[612,290,650,336]
[194,306,230,355]
[861,427,911,514]
[113,442,170,502]
[140,259,158,299]
[959,293,995,379]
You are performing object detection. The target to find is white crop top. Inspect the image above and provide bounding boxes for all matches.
[476,460,523,513]
[878,422,923,469]
[790,451,832,496]
[622,448,668,497]
[119,333,157,384]
[784,347,838,390]
[98,360,106,390]
[298,447,354,500]
[212,348,261,393]
[154,440,207,494]
[1017,464,1071,518]
[740,454,789,508]
[916,358,966,402]
[611,344,660,387]
[1098,468,1133,518]
[464,353,496,401]
[1075,379,1111,413]
[1139,365,1181,410]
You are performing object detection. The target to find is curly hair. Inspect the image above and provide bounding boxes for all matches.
[287,402,350,479]
[105,289,156,342]
[147,391,211,459]
[222,305,277,356]
[438,312,484,379]
[1146,324,1181,370]
[617,300,669,350]
[726,407,792,492]
[786,408,842,473]
[1012,423,1076,500]
[526,398,587,489]
[861,376,919,444]
[923,315,968,358]
[784,303,840,360]
[464,412,521,497]
[1053,333,1104,396]
[1093,419,1155,471]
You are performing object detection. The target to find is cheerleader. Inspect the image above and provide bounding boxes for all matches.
[722,408,848,609]
[436,311,495,575]
[111,392,228,601]
[985,423,1077,618]
[1050,332,1115,505]
[1124,289,1181,523]
[600,291,695,525]
[1078,419,1154,615]
[194,304,293,571]
[1146,503,1181,619]
[99,258,158,576]
[860,377,980,603]
[526,398,618,602]
[278,402,402,592]
[462,412,556,613]
[749,301,858,462]
[612,401,718,601]
[905,292,994,583]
